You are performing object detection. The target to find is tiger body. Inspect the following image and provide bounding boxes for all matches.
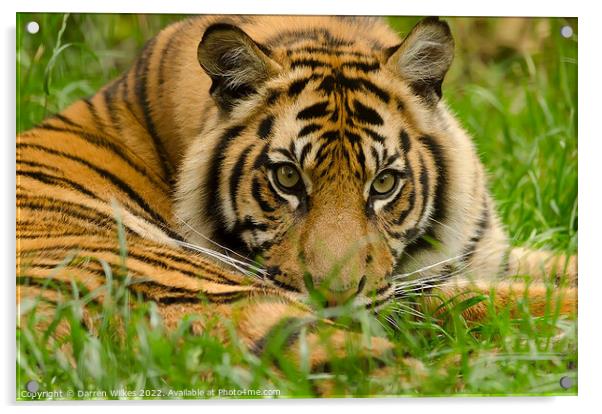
[17,16,576,367]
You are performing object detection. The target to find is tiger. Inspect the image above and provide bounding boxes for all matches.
[16,15,577,371]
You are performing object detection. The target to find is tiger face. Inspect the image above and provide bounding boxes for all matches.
[177,18,454,308]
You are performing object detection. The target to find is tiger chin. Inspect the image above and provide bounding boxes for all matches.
[173,17,576,312]
[17,16,576,371]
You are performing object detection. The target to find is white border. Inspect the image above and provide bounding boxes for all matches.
[2,0,600,412]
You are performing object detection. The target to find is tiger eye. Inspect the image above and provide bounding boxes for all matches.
[276,164,300,189]
[372,172,397,195]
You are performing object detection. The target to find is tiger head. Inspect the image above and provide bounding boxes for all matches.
[176,17,454,308]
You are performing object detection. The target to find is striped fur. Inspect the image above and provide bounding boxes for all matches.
[17,16,576,367]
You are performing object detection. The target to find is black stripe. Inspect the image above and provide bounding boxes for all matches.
[232,216,269,233]
[314,141,333,166]
[18,170,98,199]
[49,113,82,129]
[274,147,294,160]
[252,177,276,213]
[353,100,383,125]
[290,58,329,70]
[419,135,448,225]
[253,143,270,169]
[131,279,212,295]
[317,75,336,94]
[362,127,385,143]
[18,143,170,228]
[392,167,416,225]
[418,153,430,219]
[461,198,490,264]
[251,317,307,356]
[18,231,103,239]
[32,124,167,191]
[267,28,353,48]
[298,142,313,167]
[21,243,240,286]
[157,24,183,88]
[17,275,93,296]
[297,123,321,138]
[265,89,282,104]
[257,115,275,140]
[321,130,339,141]
[385,152,401,166]
[102,80,123,135]
[18,191,184,242]
[366,294,396,310]
[399,130,411,153]
[402,178,433,255]
[356,144,366,174]
[229,145,254,215]
[133,37,174,180]
[340,61,380,72]
[120,75,139,129]
[21,262,251,305]
[359,79,390,103]
[370,146,382,170]
[18,194,119,228]
[156,292,245,305]
[297,101,330,120]
[288,46,371,58]
[265,269,302,292]
[345,130,362,144]
[83,97,104,132]
[288,75,320,97]
[205,125,246,248]
[403,135,448,256]
[17,160,60,173]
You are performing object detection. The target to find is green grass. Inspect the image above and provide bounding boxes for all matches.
[16,14,578,399]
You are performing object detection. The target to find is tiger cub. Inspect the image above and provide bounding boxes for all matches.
[17,16,576,367]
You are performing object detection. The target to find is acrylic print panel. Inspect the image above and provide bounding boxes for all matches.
[16,13,577,400]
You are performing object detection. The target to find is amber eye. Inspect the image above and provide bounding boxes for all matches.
[371,171,398,196]
[275,164,301,190]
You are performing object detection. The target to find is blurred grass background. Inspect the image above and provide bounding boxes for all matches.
[16,14,578,398]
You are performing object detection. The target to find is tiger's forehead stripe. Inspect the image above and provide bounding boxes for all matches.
[284,69,391,103]
[277,64,397,183]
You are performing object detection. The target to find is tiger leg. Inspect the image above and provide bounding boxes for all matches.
[507,247,577,285]
[18,253,393,374]
[418,278,577,322]
[158,298,393,371]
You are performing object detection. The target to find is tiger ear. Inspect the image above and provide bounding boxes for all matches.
[385,17,454,104]
[197,23,281,112]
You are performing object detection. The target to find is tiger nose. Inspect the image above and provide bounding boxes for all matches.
[322,276,367,307]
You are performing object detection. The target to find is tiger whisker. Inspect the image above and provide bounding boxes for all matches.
[389,302,426,319]
[172,239,266,279]
[173,212,258,264]
[174,239,263,272]
[384,314,401,330]
[392,254,465,281]
[392,241,512,289]
[395,281,447,295]
[394,272,452,288]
